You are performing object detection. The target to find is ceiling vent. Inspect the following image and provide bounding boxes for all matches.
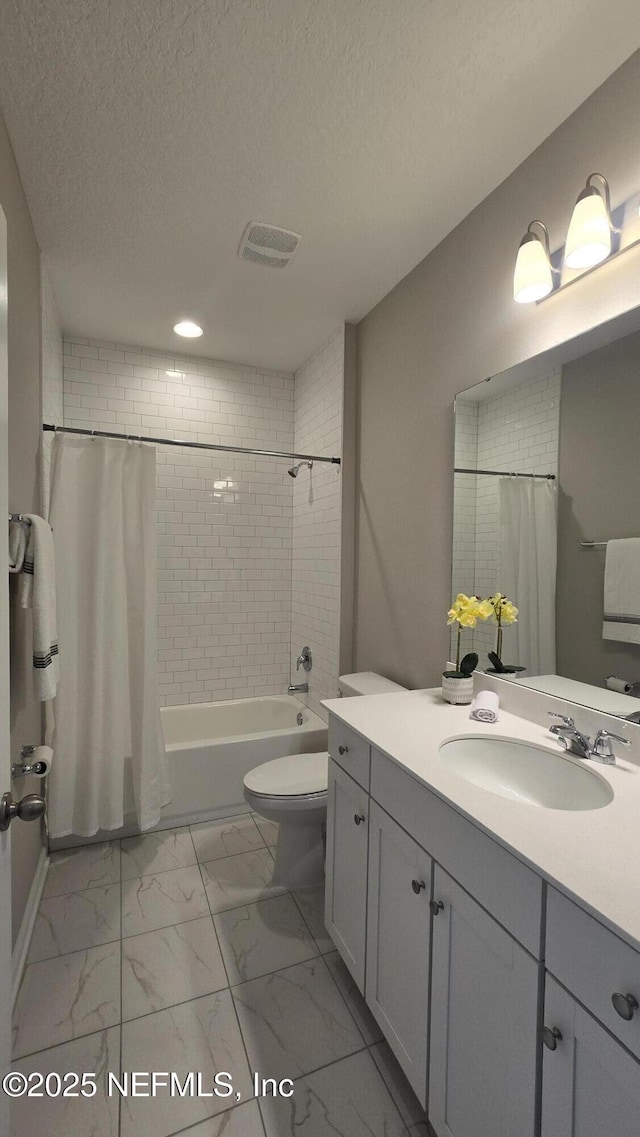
[239,221,301,269]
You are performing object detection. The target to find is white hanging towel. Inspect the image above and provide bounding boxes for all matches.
[18,514,59,700]
[8,519,27,573]
[603,538,640,645]
[48,434,169,838]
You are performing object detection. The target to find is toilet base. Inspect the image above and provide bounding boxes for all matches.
[272,818,325,889]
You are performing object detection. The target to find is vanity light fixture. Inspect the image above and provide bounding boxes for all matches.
[564,173,612,269]
[513,221,554,304]
[173,321,203,338]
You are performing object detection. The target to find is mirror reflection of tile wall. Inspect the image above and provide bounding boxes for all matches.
[451,369,561,666]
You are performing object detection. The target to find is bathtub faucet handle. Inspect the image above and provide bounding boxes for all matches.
[296,646,312,673]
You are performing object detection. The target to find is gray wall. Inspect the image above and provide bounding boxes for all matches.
[0,111,45,945]
[354,50,640,689]
[557,329,640,687]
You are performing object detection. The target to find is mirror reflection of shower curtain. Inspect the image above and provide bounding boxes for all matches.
[499,478,557,676]
[47,434,169,838]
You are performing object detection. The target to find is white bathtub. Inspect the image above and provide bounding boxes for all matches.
[50,694,327,849]
[158,695,328,827]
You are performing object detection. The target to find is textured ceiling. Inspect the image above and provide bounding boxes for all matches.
[1,1,640,370]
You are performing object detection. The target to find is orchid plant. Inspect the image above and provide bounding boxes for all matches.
[487,592,518,661]
[445,593,492,677]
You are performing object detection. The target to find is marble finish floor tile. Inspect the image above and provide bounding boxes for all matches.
[122,916,228,1020]
[13,942,120,1059]
[43,842,120,898]
[120,990,253,1137]
[172,1100,266,1137]
[191,815,265,863]
[121,826,197,879]
[11,1027,120,1137]
[233,957,365,1080]
[258,1048,407,1137]
[252,814,278,846]
[121,864,209,937]
[324,951,383,1045]
[292,888,334,954]
[370,1040,428,1127]
[214,894,318,985]
[27,883,121,963]
[200,848,286,914]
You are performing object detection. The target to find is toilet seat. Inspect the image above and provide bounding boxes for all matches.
[243,751,328,799]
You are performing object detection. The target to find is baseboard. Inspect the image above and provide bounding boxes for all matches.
[12,845,49,1007]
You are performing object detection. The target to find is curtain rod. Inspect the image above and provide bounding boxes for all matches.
[42,424,341,465]
[454,467,556,480]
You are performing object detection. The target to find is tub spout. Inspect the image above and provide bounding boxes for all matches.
[288,683,308,694]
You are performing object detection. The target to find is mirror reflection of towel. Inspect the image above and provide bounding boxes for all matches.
[8,519,27,573]
[603,538,640,645]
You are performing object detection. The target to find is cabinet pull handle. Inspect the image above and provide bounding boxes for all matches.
[411,879,426,894]
[353,813,365,825]
[611,992,639,1021]
[338,745,348,755]
[542,1026,562,1051]
[429,899,444,916]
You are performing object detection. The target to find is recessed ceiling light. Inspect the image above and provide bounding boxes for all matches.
[173,321,203,337]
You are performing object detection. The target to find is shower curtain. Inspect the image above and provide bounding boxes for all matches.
[47,434,169,837]
[499,478,557,677]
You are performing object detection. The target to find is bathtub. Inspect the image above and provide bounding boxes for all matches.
[157,694,328,827]
[50,694,327,849]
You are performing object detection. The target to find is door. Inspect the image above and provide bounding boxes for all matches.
[541,975,640,1137]
[429,866,539,1137]
[0,205,12,1134]
[366,801,432,1105]
[324,758,369,991]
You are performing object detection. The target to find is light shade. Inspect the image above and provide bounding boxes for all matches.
[565,178,611,269]
[173,320,203,337]
[513,226,553,304]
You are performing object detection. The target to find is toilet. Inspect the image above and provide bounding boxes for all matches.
[243,672,406,889]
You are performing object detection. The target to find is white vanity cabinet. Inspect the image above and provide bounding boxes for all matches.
[429,866,539,1137]
[324,759,370,991]
[541,976,640,1137]
[365,800,433,1105]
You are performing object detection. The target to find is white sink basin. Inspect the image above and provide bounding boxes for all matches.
[439,736,614,811]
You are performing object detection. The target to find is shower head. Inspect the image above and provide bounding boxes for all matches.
[287,461,313,478]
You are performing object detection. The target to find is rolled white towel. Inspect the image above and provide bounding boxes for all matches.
[470,690,499,723]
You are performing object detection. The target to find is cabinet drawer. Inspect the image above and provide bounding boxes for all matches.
[328,716,371,790]
[371,748,543,956]
[546,888,640,1060]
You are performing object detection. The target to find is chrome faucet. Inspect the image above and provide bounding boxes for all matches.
[548,713,631,765]
[296,646,312,672]
[288,682,309,695]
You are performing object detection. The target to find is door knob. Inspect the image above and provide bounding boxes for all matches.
[611,992,638,1021]
[0,791,46,832]
[353,813,365,825]
[542,1026,563,1051]
[429,899,444,916]
[338,745,348,755]
[411,879,426,894]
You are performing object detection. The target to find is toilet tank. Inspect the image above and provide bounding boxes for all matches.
[337,671,407,697]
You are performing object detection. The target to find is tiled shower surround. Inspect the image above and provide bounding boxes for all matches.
[61,332,344,709]
[451,368,561,663]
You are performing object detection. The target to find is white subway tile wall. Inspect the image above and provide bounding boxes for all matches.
[41,267,64,515]
[63,339,295,705]
[451,369,561,665]
[291,328,344,719]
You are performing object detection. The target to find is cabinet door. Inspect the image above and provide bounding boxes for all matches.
[541,975,640,1137]
[366,801,432,1106]
[324,759,369,992]
[429,866,539,1137]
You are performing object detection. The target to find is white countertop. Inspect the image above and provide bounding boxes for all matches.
[323,688,640,953]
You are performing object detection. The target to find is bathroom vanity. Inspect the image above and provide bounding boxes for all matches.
[323,688,640,1137]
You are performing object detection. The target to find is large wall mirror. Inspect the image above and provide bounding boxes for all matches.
[451,308,640,720]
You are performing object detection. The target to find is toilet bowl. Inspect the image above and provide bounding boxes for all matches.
[243,672,406,889]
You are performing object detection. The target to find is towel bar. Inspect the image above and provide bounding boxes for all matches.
[8,514,31,524]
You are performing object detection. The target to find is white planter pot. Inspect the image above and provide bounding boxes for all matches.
[441,675,474,705]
